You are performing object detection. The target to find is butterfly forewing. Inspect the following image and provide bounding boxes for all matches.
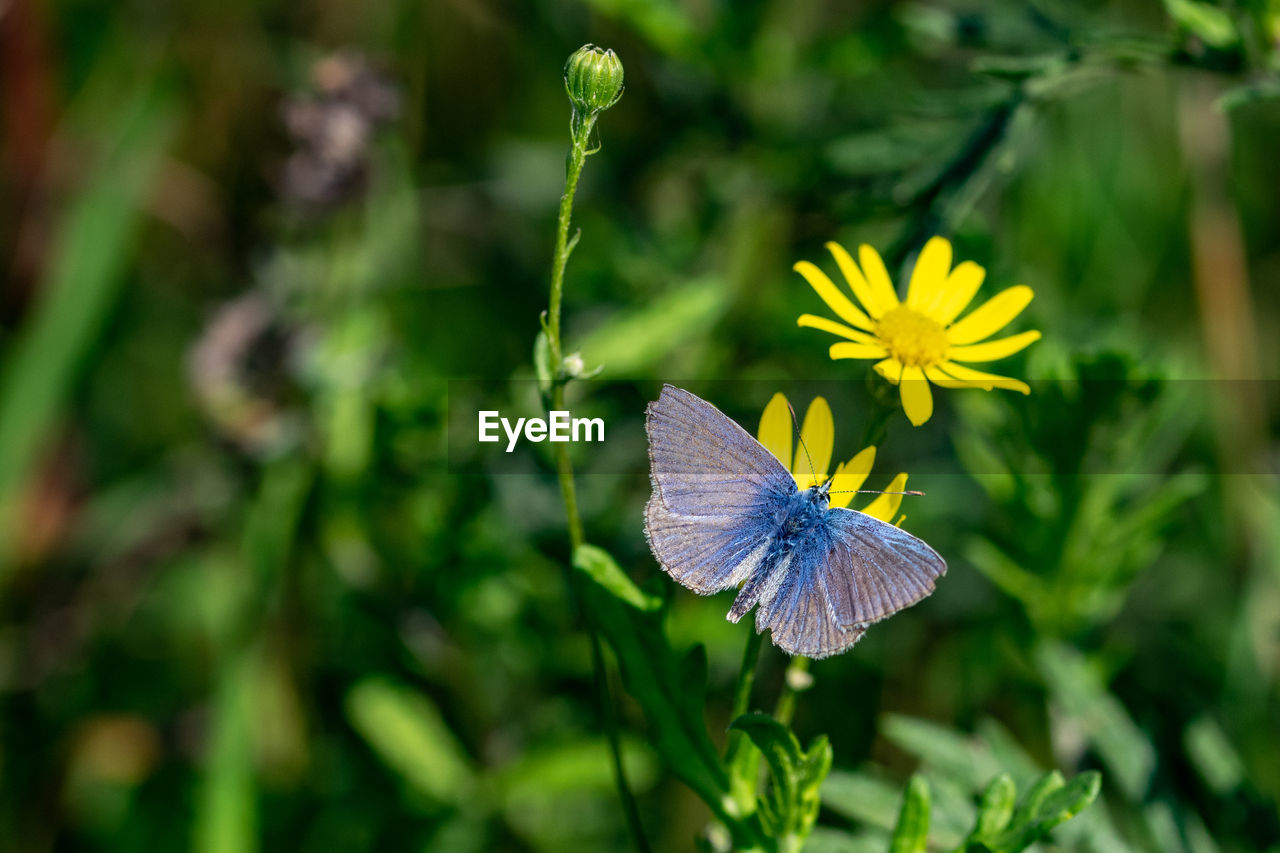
[644,500,773,594]
[645,386,794,594]
[646,385,796,516]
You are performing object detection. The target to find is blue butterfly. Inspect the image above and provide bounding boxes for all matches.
[644,385,947,659]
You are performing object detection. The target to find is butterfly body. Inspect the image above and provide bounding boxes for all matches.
[728,483,823,620]
[645,385,946,659]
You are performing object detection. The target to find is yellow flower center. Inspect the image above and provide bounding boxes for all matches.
[875,306,949,367]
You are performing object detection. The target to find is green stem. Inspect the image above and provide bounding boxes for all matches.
[860,378,900,450]
[773,656,812,727]
[724,627,764,814]
[546,112,595,549]
[727,628,764,750]
[543,107,648,852]
[547,111,595,372]
[590,630,650,853]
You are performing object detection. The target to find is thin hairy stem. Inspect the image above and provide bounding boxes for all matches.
[542,107,648,852]
[773,656,812,727]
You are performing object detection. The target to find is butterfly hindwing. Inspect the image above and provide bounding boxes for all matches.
[754,508,945,657]
[754,548,868,659]
[645,385,795,594]
[819,508,947,628]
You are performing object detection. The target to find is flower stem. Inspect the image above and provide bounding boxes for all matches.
[773,656,812,727]
[724,626,764,813]
[545,112,596,549]
[861,378,900,450]
[542,107,649,852]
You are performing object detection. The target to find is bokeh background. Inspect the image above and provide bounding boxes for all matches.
[1,0,1278,850]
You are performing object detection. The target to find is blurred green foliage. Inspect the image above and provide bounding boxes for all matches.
[1,0,1278,851]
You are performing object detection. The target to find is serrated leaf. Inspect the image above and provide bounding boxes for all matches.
[889,775,931,853]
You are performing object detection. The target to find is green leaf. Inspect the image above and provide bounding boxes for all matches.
[1035,771,1101,826]
[973,774,1016,838]
[804,827,884,853]
[1183,716,1245,794]
[729,713,831,845]
[821,770,903,829]
[978,770,1102,852]
[881,714,1001,790]
[1162,0,1240,48]
[243,458,313,583]
[1036,642,1154,800]
[573,545,661,611]
[345,678,476,807]
[575,559,770,851]
[194,651,258,853]
[576,277,728,377]
[962,538,1045,612]
[975,720,1042,791]
[0,78,176,575]
[730,713,802,831]
[1010,770,1064,828]
[888,775,930,853]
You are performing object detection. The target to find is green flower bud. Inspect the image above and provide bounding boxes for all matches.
[564,44,624,115]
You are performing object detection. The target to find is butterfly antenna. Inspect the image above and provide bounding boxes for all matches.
[786,399,818,482]
[828,489,926,497]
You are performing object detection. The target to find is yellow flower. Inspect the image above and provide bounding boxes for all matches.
[756,392,908,524]
[795,236,1041,426]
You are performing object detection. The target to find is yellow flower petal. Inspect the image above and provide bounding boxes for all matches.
[946,285,1034,345]
[859,244,901,312]
[798,314,881,345]
[826,241,890,319]
[795,397,834,490]
[923,363,978,389]
[794,261,874,331]
[937,362,1031,393]
[947,330,1042,362]
[861,472,908,522]
[905,237,952,311]
[828,446,876,509]
[930,260,986,325]
[899,365,933,425]
[830,342,888,360]
[757,392,793,473]
[873,357,903,384]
